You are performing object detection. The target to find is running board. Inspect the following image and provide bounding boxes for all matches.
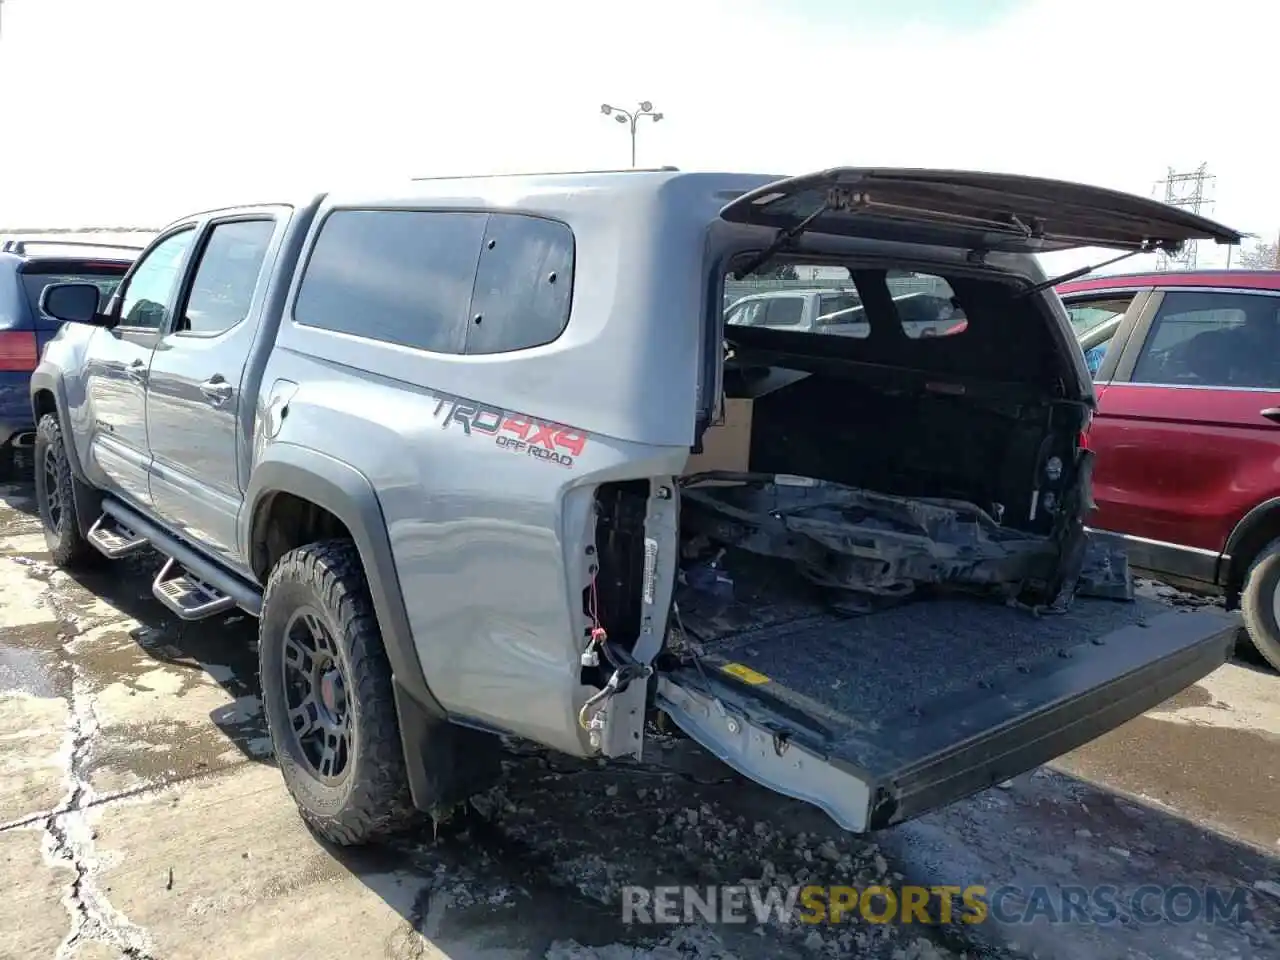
[152,557,237,620]
[86,513,149,558]
[98,498,263,617]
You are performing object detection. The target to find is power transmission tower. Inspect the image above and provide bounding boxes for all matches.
[1153,163,1213,271]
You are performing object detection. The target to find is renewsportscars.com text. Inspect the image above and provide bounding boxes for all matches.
[621,884,1251,927]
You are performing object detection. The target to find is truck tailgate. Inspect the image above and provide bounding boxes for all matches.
[655,596,1236,832]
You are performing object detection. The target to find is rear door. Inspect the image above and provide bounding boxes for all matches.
[145,213,281,565]
[1086,286,1280,578]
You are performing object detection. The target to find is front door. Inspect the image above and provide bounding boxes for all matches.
[84,228,196,506]
[145,215,279,565]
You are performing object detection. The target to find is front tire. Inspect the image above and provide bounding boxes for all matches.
[33,414,96,568]
[1239,537,1280,673]
[259,539,416,844]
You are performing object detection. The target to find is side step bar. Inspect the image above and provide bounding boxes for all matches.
[153,557,237,620]
[98,499,262,618]
[86,514,149,558]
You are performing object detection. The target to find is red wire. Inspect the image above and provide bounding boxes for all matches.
[588,574,607,645]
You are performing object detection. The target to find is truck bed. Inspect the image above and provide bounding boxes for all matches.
[661,586,1236,830]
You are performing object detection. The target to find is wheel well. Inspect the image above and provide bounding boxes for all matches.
[250,491,352,582]
[32,389,56,423]
[1225,509,1280,605]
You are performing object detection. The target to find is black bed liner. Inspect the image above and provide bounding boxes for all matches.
[660,593,1236,829]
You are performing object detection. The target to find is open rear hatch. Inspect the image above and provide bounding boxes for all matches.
[719,167,1242,254]
[642,168,1240,832]
[656,593,1235,832]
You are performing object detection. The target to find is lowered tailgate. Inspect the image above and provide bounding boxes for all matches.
[656,596,1235,832]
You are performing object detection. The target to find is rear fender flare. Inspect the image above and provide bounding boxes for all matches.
[244,445,443,716]
[245,445,460,809]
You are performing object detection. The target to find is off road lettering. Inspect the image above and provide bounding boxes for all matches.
[497,415,584,456]
[495,436,527,453]
[432,393,587,467]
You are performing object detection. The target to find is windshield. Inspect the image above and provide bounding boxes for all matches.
[20,268,126,326]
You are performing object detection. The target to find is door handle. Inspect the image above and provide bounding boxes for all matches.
[1261,408,1280,424]
[124,359,146,382]
[199,375,234,406]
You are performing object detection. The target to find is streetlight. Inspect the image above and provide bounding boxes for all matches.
[600,101,664,168]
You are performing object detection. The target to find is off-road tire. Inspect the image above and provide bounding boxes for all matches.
[260,539,416,844]
[1239,537,1280,673]
[33,414,97,568]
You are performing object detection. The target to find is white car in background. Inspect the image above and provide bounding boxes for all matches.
[725,286,968,339]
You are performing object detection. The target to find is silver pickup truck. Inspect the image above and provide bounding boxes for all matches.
[30,167,1242,845]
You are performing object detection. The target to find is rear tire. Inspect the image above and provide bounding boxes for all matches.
[33,414,97,568]
[1239,538,1280,673]
[259,539,417,845]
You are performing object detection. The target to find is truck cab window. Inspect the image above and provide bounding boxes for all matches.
[117,229,195,329]
[178,220,275,336]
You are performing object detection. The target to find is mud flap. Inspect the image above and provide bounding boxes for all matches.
[655,601,1236,832]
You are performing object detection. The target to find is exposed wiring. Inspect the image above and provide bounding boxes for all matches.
[672,602,728,718]
[577,657,652,731]
[584,573,608,662]
[577,680,617,730]
[576,568,651,731]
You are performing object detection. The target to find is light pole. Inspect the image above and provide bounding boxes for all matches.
[600,101,663,168]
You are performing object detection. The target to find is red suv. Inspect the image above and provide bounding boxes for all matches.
[1059,269,1280,669]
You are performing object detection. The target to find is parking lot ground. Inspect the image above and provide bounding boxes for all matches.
[1,476,1278,960]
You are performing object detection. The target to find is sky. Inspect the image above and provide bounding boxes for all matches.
[1,0,1277,275]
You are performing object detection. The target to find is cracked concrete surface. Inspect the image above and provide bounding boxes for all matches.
[1,475,1279,959]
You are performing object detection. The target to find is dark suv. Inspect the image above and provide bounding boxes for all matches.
[0,240,134,478]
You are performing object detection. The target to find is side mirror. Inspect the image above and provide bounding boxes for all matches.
[40,283,113,327]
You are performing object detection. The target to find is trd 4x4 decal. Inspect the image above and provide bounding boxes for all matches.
[430,393,588,468]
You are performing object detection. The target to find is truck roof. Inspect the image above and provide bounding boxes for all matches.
[334,169,784,218]
[167,169,789,238]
